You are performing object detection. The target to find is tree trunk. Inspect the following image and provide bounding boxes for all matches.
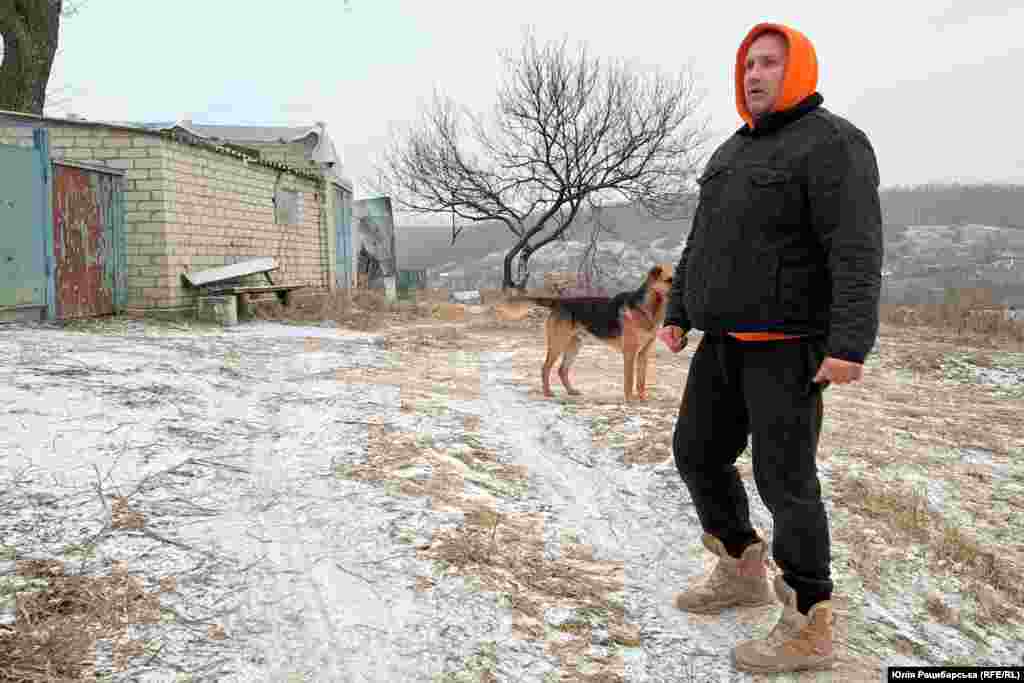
[0,1,63,116]
[502,240,537,292]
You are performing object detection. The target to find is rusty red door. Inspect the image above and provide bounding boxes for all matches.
[52,162,125,319]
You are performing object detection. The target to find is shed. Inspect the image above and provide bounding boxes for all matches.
[1,110,359,320]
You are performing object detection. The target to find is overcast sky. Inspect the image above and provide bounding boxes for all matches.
[42,0,1023,207]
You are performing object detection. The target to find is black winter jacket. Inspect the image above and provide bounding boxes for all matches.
[664,93,884,364]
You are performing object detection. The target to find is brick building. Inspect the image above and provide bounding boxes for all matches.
[0,110,356,320]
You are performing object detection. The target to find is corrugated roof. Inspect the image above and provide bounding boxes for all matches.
[192,124,317,143]
[126,119,351,190]
[129,121,318,143]
[158,127,325,180]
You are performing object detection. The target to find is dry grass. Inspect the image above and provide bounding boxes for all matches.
[879,296,1024,350]
[835,475,1023,620]
[249,286,532,333]
[250,288,423,330]
[839,479,932,543]
[926,592,960,625]
[334,418,530,508]
[0,559,168,682]
[418,510,637,682]
[330,373,637,681]
[0,486,229,683]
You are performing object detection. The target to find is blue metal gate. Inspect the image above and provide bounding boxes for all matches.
[334,185,353,289]
[0,131,53,321]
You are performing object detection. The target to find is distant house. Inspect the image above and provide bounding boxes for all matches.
[1003,296,1024,321]
[396,269,428,297]
[1,111,358,321]
[393,226,433,296]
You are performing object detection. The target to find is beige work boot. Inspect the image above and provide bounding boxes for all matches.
[672,532,776,614]
[733,574,836,673]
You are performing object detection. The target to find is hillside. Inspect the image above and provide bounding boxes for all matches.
[394,184,1024,275]
[394,201,695,272]
[879,183,1024,229]
[393,185,1024,305]
[883,224,1024,305]
[398,220,1024,307]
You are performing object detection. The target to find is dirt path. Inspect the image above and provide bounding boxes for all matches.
[1,316,1021,682]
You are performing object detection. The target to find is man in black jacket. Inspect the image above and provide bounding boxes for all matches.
[662,22,883,673]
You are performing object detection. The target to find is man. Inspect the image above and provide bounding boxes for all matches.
[662,22,883,673]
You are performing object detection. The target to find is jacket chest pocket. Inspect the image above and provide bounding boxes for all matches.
[697,166,729,205]
[745,167,799,235]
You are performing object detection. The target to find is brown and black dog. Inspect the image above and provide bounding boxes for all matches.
[504,265,674,401]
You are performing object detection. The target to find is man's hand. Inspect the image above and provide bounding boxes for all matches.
[660,325,688,353]
[813,356,863,385]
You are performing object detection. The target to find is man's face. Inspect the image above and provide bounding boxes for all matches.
[744,32,788,118]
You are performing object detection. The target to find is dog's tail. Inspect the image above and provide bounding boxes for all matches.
[493,295,562,322]
[505,295,562,310]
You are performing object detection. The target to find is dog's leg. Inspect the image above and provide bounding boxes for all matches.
[622,342,639,402]
[542,319,559,398]
[635,338,656,400]
[542,318,571,398]
[558,334,582,396]
[619,319,646,401]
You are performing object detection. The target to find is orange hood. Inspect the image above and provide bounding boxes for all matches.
[735,23,819,128]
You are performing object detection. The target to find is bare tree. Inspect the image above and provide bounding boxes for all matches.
[367,29,709,291]
[0,1,73,115]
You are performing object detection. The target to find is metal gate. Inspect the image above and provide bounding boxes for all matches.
[51,161,127,319]
[0,135,50,320]
[334,185,353,289]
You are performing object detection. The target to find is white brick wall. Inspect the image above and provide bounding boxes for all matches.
[161,139,329,309]
[0,126,37,147]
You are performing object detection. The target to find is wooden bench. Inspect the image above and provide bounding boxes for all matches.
[182,258,306,319]
[208,284,305,310]
[183,257,280,288]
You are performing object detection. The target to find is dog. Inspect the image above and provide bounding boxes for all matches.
[503,265,674,401]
